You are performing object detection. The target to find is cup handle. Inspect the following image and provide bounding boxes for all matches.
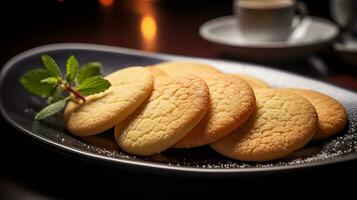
[291,1,308,31]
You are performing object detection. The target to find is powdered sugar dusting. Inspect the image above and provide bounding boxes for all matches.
[34,105,357,169]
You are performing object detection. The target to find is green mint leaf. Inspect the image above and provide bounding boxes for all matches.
[76,76,111,96]
[41,77,58,85]
[20,68,57,97]
[47,86,65,104]
[41,55,62,79]
[76,62,102,84]
[35,97,69,120]
[65,55,79,83]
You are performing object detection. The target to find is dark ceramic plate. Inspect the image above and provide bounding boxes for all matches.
[1,44,356,176]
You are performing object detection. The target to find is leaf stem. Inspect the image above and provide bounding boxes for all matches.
[60,81,86,102]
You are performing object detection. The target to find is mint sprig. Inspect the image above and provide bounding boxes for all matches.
[76,62,102,84]
[41,55,62,79]
[20,69,56,97]
[20,55,111,120]
[76,76,111,96]
[41,77,59,85]
[65,55,79,83]
[35,97,69,120]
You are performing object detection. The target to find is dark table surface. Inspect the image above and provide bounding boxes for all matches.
[1,0,357,198]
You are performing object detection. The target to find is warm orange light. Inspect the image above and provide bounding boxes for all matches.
[99,0,114,7]
[140,16,157,41]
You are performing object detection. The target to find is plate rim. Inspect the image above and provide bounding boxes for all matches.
[1,43,356,175]
[199,15,340,49]
[334,42,357,53]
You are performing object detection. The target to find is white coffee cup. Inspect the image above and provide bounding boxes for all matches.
[330,0,357,34]
[234,0,307,42]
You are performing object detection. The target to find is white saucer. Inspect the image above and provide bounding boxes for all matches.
[199,16,339,62]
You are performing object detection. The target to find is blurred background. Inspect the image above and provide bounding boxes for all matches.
[1,1,357,198]
[1,0,356,91]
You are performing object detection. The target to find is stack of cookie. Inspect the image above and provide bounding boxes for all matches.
[64,62,347,162]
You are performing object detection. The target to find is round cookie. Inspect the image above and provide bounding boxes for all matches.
[211,89,318,162]
[64,67,154,137]
[115,75,210,156]
[154,61,221,77]
[173,74,256,148]
[285,89,347,140]
[146,66,167,77]
[233,74,270,89]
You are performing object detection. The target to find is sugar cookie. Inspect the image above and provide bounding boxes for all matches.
[146,66,167,77]
[153,61,221,76]
[234,74,270,89]
[115,76,210,156]
[211,89,318,161]
[285,89,347,140]
[64,67,154,137]
[174,74,256,148]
